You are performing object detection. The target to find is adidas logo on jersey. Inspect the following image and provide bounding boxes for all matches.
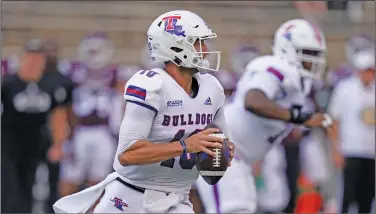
[204,97,211,106]
[204,97,212,105]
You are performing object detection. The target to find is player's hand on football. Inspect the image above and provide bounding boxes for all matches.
[184,128,224,156]
[303,113,333,128]
[227,140,235,166]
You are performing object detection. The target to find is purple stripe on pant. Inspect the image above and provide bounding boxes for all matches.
[213,184,221,213]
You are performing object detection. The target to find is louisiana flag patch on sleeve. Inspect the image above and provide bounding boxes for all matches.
[125,85,147,100]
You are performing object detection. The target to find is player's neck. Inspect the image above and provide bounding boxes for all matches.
[172,70,194,95]
[165,64,195,95]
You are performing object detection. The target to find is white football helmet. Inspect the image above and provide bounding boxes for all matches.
[272,19,327,79]
[78,31,114,70]
[147,10,221,72]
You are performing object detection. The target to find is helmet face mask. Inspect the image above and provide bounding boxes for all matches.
[189,35,221,72]
[147,10,221,72]
[297,48,327,79]
[272,19,327,79]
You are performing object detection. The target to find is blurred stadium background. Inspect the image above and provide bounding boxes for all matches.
[1,1,375,213]
[2,1,375,68]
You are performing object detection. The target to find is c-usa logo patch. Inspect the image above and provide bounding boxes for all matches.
[167,100,183,107]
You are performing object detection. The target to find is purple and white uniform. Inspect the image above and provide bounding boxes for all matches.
[58,59,133,183]
[196,55,314,213]
[114,68,226,194]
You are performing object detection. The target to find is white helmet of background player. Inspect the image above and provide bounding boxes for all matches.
[147,10,221,72]
[345,34,375,67]
[78,31,114,70]
[272,19,327,79]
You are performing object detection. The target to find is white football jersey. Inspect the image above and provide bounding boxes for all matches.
[226,55,312,163]
[113,68,225,193]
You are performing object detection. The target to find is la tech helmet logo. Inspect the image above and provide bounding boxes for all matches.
[163,16,186,37]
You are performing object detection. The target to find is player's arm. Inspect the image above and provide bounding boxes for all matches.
[327,83,343,132]
[50,106,69,146]
[245,89,291,121]
[244,69,291,121]
[326,83,344,167]
[48,77,74,162]
[117,101,184,165]
[48,106,70,163]
[117,102,221,166]
[244,69,327,126]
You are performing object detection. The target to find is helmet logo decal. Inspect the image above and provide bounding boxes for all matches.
[162,16,186,37]
[283,24,295,41]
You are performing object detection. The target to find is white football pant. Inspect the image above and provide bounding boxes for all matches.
[300,130,329,184]
[256,145,290,212]
[60,126,116,183]
[93,179,194,213]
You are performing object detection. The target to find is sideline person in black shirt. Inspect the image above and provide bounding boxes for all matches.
[1,38,73,213]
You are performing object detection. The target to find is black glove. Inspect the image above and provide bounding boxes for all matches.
[288,105,313,124]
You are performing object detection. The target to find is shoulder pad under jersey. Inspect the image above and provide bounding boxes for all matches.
[123,68,164,113]
[246,55,292,82]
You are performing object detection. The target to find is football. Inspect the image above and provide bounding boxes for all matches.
[195,123,230,185]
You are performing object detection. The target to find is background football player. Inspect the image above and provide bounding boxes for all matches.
[195,19,336,213]
[194,42,261,213]
[57,31,128,197]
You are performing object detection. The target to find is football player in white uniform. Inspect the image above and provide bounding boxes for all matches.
[53,10,234,214]
[195,19,335,213]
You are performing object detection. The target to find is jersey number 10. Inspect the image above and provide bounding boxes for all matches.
[160,129,202,170]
